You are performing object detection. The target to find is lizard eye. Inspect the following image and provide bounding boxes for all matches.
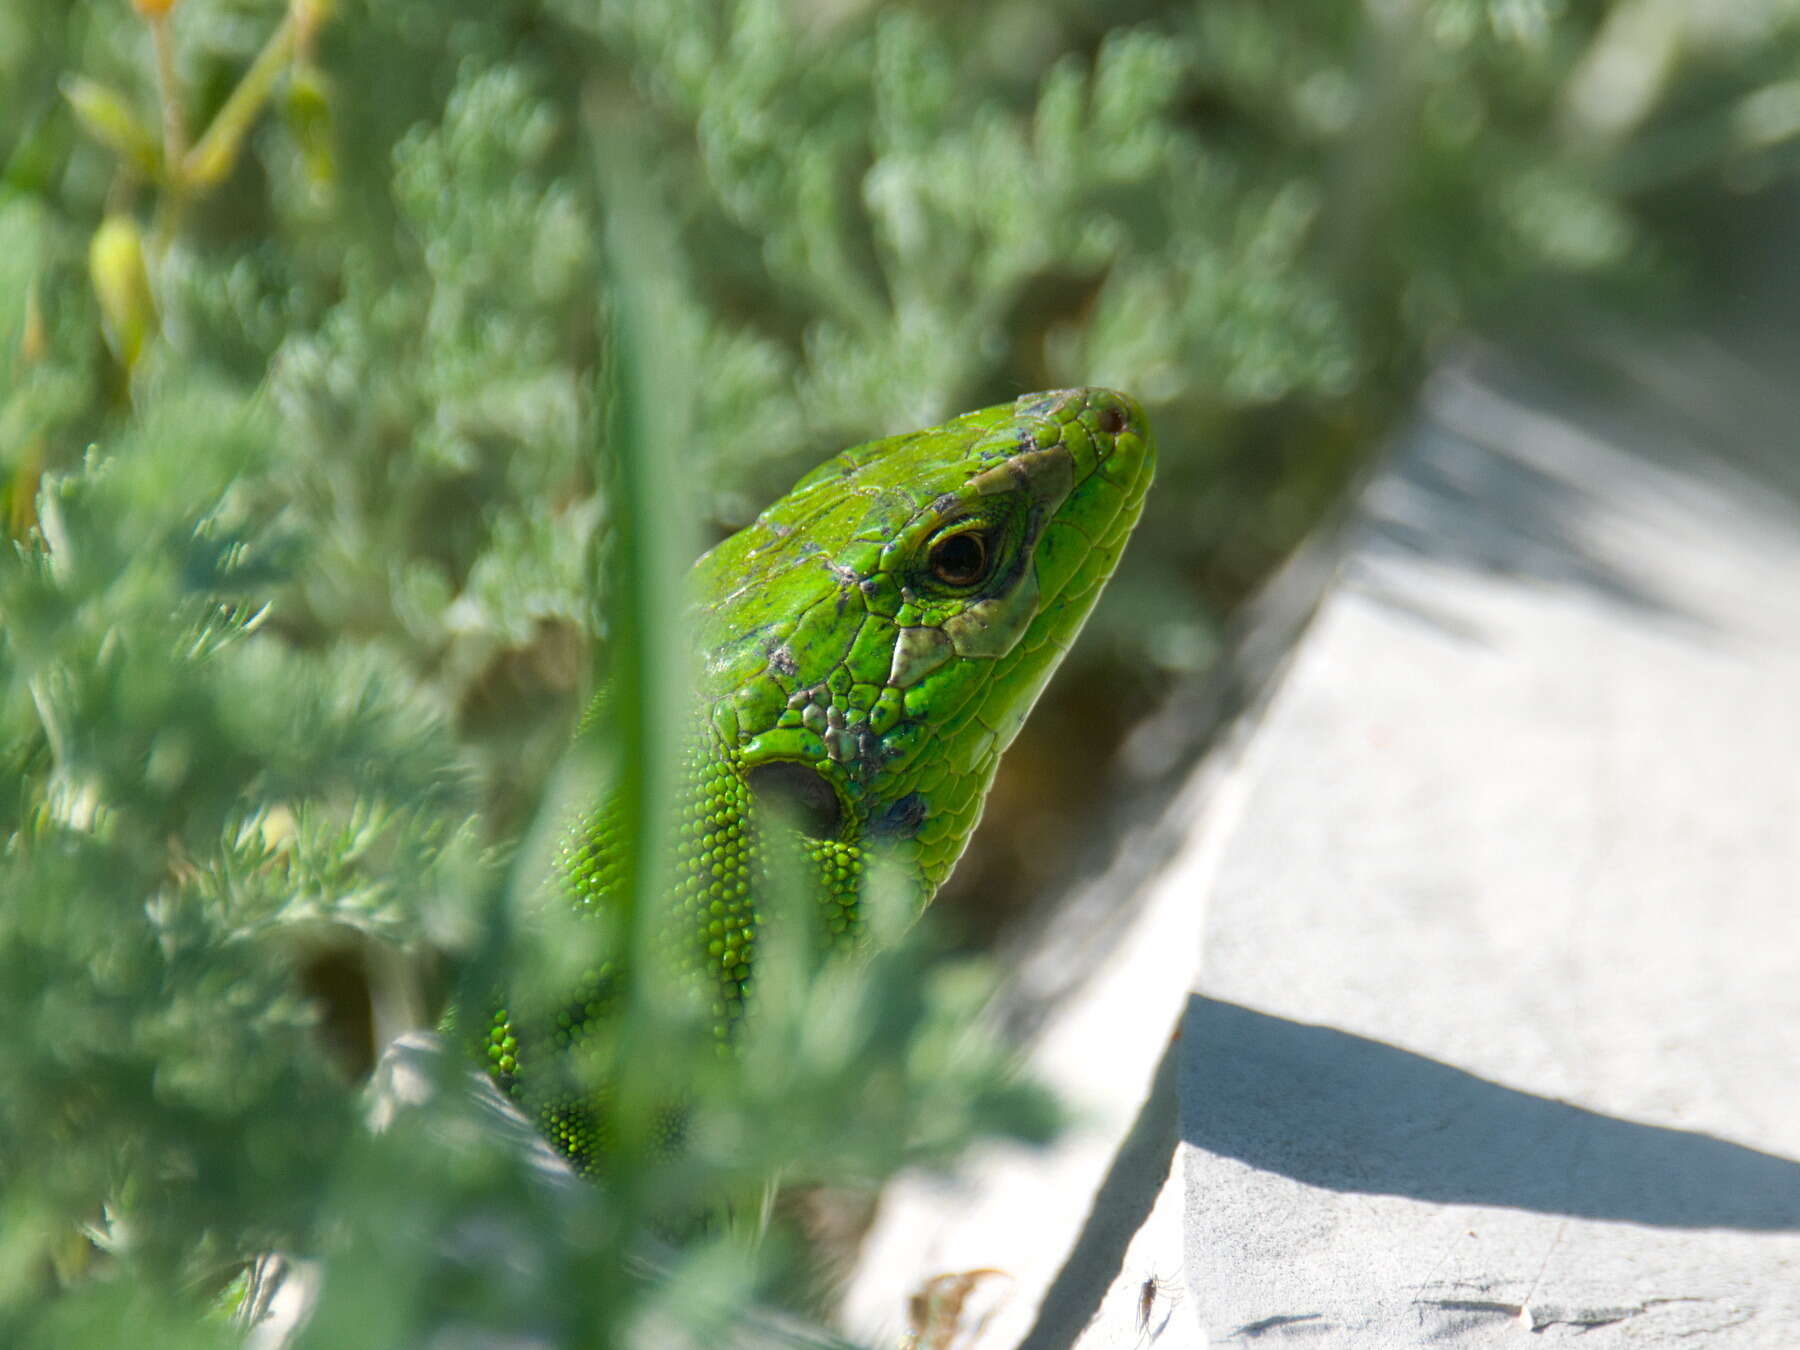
[928,530,992,587]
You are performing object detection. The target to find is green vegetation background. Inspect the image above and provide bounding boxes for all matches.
[4,0,1798,1344]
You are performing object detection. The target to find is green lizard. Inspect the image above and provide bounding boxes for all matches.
[487,387,1154,1170]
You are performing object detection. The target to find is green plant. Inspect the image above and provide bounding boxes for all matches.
[6,0,1800,1343]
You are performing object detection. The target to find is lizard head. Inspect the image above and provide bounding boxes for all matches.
[692,387,1155,901]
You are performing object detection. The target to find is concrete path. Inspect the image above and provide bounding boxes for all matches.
[1182,349,1800,1345]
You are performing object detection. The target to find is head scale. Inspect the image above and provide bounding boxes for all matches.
[691,387,1154,896]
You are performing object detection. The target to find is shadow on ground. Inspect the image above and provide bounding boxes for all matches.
[1361,415,1692,627]
[1181,997,1800,1231]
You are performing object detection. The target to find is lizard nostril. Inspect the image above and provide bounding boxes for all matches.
[1097,404,1128,435]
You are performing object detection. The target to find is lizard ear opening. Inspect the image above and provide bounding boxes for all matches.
[745,761,843,839]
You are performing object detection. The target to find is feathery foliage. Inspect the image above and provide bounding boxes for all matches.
[6,0,1800,1343]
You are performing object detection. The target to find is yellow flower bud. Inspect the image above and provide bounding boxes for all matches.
[89,215,158,373]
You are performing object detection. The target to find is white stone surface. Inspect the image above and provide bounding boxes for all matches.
[1182,358,1800,1346]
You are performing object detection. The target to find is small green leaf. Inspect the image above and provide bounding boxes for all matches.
[61,77,162,180]
[286,62,336,186]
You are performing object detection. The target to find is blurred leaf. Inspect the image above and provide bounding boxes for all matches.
[61,77,162,181]
[284,63,337,188]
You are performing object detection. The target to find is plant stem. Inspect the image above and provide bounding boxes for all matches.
[146,9,189,246]
[183,14,297,192]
